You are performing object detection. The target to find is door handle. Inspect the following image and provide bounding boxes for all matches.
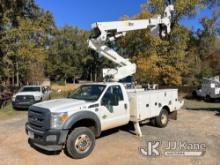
[124,103,128,110]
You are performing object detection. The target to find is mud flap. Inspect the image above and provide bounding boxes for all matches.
[169,111,177,120]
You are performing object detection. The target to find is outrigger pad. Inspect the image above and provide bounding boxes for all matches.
[169,111,177,120]
[133,122,142,137]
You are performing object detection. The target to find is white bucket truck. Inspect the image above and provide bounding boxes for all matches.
[26,1,183,159]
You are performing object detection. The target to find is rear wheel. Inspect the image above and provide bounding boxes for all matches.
[150,118,156,126]
[192,90,197,98]
[205,95,213,102]
[155,108,169,128]
[65,127,95,159]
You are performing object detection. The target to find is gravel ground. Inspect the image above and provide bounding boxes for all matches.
[0,108,219,165]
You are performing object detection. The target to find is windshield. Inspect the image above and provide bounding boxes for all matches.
[68,85,106,101]
[20,87,41,92]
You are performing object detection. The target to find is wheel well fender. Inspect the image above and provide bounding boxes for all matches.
[162,105,170,113]
[62,111,101,137]
[162,105,177,120]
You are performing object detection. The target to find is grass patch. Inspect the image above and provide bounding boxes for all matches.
[51,84,78,92]
[0,91,69,120]
[51,90,69,99]
[0,103,26,120]
[184,99,220,110]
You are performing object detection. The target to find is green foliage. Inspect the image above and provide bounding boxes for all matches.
[118,5,190,85]
[117,0,220,86]
[197,14,219,59]
[46,26,113,82]
[0,0,219,88]
[0,103,25,119]
[0,0,55,85]
[46,26,90,82]
[199,64,214,78]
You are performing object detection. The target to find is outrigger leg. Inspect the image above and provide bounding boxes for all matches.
[133,122,142,137]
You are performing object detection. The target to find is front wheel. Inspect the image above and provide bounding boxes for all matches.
[65,127,95,159]
[155,108,169,128]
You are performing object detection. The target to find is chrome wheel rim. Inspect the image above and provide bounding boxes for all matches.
[74,134,92,154]
[161,113,168,125]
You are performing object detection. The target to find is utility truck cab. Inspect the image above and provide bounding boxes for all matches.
[26,83,183,159]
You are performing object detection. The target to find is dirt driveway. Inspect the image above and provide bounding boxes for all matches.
[0,108,219,165]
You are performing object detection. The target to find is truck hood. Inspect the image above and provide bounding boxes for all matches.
[33,98,91,113]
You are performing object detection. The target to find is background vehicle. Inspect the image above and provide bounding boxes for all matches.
[12,85,51,109]
[192,76,220,101]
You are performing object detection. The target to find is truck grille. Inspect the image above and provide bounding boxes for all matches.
[28,106,51,131]
[16,95,35,103]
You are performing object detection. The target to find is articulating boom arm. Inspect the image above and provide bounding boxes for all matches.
[88,3,174,82]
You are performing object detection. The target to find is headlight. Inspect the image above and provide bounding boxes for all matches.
[12,96,16,102]
[51,112,69,129]
[34,96,42,101]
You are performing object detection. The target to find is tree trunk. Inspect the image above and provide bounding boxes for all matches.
[16,62,19,87]
[10,73,15,87]
[94,71,97,82]
[64,74,67,85]
[73,76,75,84]
[12,74,15,87]
[90,72,92,81]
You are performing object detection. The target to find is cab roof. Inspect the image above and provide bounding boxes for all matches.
[22,85,42,88]
[81,82,122,86]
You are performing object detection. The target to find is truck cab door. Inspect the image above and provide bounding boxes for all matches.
[99,85,129,131]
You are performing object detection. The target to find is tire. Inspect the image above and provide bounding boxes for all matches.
[155,108,169,128]
[150,118,156,126]
[65,127,95,159]
[192,91,197,98]
[205,95,212,102]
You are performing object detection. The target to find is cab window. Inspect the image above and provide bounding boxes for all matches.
[101,86,123,106]
[113,85,124,101]
[68,85,106,101]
